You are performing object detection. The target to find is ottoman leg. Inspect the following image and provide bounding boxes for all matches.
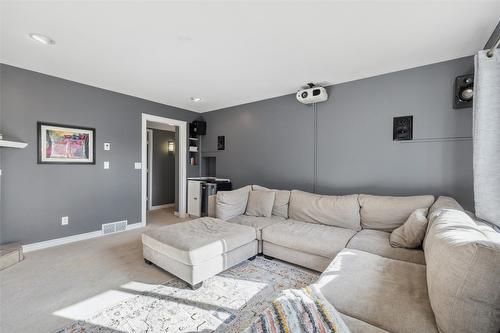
[263,255,274,260]
[248,255,257,261]
[144,258,153,265]
[190,282,203,290]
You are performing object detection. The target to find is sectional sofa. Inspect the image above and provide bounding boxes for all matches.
[212,185,500,333]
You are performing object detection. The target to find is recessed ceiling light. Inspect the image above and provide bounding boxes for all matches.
[28,33,55,45]
[190,97,202,102]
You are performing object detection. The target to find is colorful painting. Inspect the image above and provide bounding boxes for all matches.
[38,122,95,164]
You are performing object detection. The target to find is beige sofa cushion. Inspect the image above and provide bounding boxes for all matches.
[142,217,256,265]
[262,219,357,259]
[423,196,464,249]
[347,229,425,265]
[427,195,464,221]
[252,185,291,218]
[289,190,361,230]
[340,313,390,333]
[227,215,284,240]
[390,208,428,248]
[245,190,275,217]
[215,185,251,220]
[424,209,500,333]
[263,242,332,272]
[359,194,435,231]
[314,249,438,333]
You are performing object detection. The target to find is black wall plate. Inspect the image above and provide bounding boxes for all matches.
[393,116,413,141]
[217,136,225,151]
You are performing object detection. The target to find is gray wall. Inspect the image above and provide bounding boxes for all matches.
[0,56,476,245]
[0,64,199,244]
[151,129,176,206]
[203,57,474,209]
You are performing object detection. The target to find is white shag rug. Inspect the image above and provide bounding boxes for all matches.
[56,257,319,333]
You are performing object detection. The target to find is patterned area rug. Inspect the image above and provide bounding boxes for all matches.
[56,257,318,333]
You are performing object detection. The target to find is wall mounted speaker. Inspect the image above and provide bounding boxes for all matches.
[454,74,474,109]
[190,120,206,136]
[393,116,413,141]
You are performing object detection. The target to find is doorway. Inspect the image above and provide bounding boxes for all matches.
[141,113,187,227]
[146,123,180,226]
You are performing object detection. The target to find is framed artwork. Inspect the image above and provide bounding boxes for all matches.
[37,122,95,164]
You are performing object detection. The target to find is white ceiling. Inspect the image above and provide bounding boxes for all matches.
[1,1,499,113]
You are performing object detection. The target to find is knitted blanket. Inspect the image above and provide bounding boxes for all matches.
[244,285,351,333]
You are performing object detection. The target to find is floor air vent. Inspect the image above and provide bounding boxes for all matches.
[102,220,128,235]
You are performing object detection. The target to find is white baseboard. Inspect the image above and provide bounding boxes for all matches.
[126,222,143,230]
[149,203,175,211]
[22,222,144,253]
[173,211,188,218]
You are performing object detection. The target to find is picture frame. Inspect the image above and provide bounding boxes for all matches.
[37,122,96,164]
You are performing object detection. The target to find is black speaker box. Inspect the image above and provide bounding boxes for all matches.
[454,74,474,109]
[190,120,206,136]
[393,116,413,141]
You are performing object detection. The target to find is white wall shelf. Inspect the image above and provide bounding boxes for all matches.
[189,135,200,166]
[0,134,28,148]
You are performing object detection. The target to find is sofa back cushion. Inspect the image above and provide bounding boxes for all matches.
[245,190,275,217]
[289,190,361,230]
[359,194,435,231]
[215,185,251,220]
[252,185,291,218]
[424,208,500,333]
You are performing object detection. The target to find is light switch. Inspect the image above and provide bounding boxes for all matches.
[104,142,111,151]
[61,216,69,225]
[134,162,142,170]
[104,161,110,169]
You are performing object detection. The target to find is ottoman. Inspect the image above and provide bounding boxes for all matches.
[142,217,258,289]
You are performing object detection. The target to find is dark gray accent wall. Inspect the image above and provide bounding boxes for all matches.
[0,64,199,244]
[202,57,474,209]
[151,129,176,206]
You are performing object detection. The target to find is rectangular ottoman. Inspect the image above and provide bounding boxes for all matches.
[142,217,258,289]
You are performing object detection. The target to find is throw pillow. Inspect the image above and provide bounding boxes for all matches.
[245,190,276,217]
[390,208,429,248]
[215,185,251,220]
[252,185,291,218]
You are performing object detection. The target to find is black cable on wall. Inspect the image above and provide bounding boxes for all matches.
[313,102,318,193]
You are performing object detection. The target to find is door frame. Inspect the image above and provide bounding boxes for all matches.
[141,113,187,226]
[146,129,153,211]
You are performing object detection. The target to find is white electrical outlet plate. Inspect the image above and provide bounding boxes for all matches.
[61,216,69,225]
[104,142,111,151]
[134,162,142,169]
[104,161,110,169]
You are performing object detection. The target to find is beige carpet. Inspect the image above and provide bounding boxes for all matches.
[0,208,192,333]
[146,206,187,226]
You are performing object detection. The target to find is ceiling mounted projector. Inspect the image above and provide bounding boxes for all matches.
[296,83,328,104]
